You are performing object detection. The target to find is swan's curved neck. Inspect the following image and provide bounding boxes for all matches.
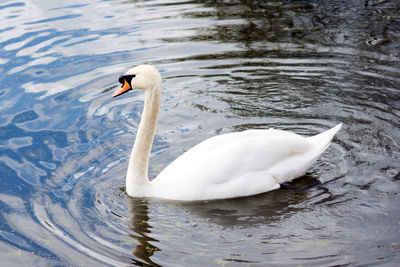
[127,84,161,186]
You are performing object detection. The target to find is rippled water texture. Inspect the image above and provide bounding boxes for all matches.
[1,0,400,265]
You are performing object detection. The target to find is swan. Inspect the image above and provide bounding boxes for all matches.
[112,64,342,201]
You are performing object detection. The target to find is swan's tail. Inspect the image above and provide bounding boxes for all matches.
[272,123,342,185]
[307,123,342,152]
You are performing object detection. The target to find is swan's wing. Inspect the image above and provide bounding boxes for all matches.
[151,129,314,200]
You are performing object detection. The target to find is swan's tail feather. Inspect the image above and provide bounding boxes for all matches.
[267,123,342,185]
[307,123,342,151]
[299,123,342,173]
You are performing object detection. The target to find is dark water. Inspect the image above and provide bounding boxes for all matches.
[1,0,400,265]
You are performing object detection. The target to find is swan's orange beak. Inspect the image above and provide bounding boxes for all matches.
[112,79,131,98]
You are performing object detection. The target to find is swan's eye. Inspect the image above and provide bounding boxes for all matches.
[118,74,135,85]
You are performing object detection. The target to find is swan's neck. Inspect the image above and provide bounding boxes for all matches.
[127,84,161,187]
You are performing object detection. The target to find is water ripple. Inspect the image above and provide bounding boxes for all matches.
[0,0,399,266]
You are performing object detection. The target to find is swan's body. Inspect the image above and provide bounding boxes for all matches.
[113,65,342,201]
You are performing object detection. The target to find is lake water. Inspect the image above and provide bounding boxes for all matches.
[1,0,400,266]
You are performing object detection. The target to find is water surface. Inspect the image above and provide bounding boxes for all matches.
[0,0,400,266]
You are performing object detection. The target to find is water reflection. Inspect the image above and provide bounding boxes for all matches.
[125,175,339,265]
[0,121,67,186]
[176,178,318,228]
[127,198,161,267]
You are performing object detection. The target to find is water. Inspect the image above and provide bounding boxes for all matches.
[1,0,399,265]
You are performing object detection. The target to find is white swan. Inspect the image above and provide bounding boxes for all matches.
[112,65,342,201]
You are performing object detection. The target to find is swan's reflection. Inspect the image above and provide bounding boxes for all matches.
[176,189,293,227]
[126,176,323,265]
[127,197,161,267]
[175,175,321,227]
[128,175,320,224]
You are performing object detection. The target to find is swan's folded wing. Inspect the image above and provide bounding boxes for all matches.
[152,129,313,200]
[200,131,313,184]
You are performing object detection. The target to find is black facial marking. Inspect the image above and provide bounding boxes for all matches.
[118,74,136,85]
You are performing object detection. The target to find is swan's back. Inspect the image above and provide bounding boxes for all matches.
[149,124,342,201]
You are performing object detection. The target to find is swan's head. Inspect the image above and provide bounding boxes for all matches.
[112,64,161,97]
